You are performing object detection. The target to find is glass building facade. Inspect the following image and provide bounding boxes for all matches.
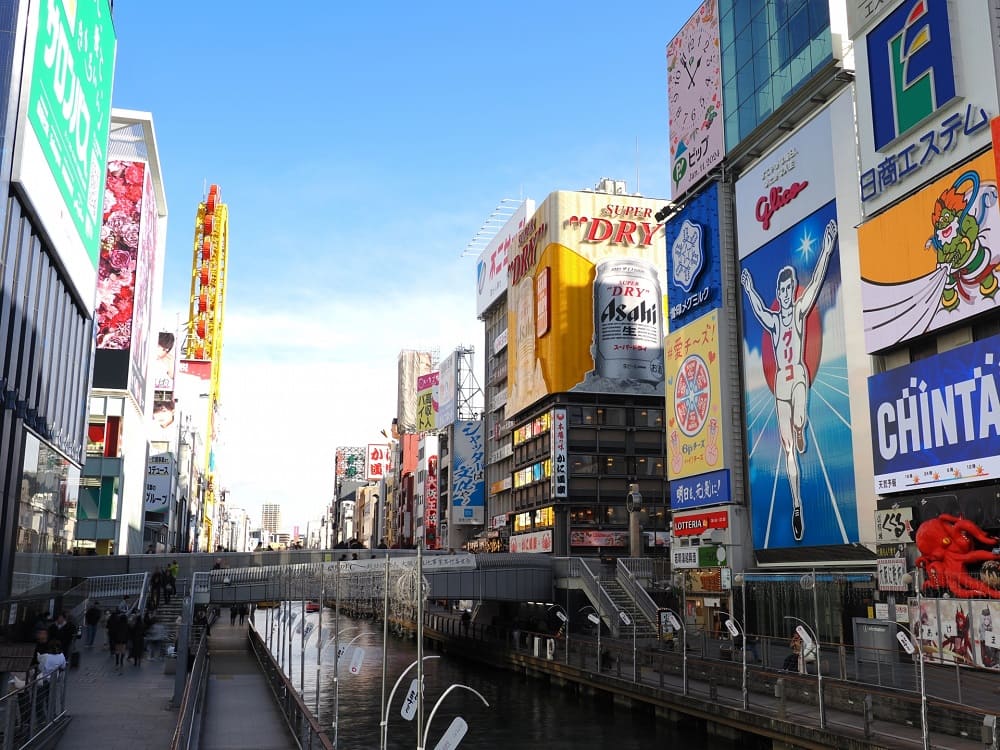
[720,0,832,150]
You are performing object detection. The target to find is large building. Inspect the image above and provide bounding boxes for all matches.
[261,503,281,536]
[0,1,117,600]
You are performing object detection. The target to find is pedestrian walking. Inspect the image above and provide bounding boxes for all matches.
[129,614,146,667]
[47,612,75,659]
[230,604,238,626]
[84,601,102,649]
[150,567,163,609]
[461,609,471,637]
[108,612,130,673]
[238,603,248,626]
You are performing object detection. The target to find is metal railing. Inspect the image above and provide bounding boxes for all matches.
[169,631,210,750]
[0,668,68,750]
[615,558,659,629]
[62,572,149,626]
[558,558,624,635]
[248,624,333,749]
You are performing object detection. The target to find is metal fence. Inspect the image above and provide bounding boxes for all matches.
[169,631,209,750]
[0,668,68,750]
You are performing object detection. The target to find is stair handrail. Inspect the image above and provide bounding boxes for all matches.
[615,558,659,631]
[575,557,626,638]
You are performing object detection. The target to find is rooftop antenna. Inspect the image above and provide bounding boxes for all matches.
[635,136,640,195]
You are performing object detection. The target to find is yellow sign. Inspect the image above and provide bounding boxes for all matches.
[665,310,723,479]
[506,191,668,416]
[859,150,1000,352]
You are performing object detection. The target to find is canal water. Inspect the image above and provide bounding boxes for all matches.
[260,605,764,749]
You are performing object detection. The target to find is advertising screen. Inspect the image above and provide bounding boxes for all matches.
[667,0,724,199]
[12,0,116,310]
[739,199,859,550]
[665,181,722,330]
[451,420,484,525]
[859,151,1000,353]
[869,333,1000,494]
[506,192,667,416]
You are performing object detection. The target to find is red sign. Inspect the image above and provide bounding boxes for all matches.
[570,530,627,547]
[672,509,729,537]
[755,181,808,230]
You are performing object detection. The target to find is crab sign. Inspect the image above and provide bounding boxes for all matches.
[914,514,1000,599]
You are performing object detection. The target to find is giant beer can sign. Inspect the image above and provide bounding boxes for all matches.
[593,258,664,383]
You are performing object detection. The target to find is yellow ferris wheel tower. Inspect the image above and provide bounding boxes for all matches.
[185,184,228,548]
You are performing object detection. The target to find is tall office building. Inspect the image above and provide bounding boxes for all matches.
[261,504,281,536]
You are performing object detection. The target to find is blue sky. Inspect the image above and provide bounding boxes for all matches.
[109,1,703,530]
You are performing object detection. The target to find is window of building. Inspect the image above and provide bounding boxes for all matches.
[570,507,595,525]
[634,457,666,477]
[634,408,663,428]
[18,432,80,556]
[597,407,626,426]
[603,455,627,476]
[604,505,628,525]
[569,454,597,475]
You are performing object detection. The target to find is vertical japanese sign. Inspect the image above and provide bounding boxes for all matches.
[550,408,568,498]
[451,420,485,525]
[424,456,439,549]
[667,0,724,199]
[144,453,172,512]
[416,371,439,432]
[365,444,391,481]
[666,309,724,480]
[665,181,722,329]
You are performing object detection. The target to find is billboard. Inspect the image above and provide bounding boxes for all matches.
[666,309,725,480]
[665,181,723,329]
[365,444,391,481]
[437,353,457,428]
[12,0,116,310]
[424,455,439,549]
[667,0,724,199]
[416,371,439,431]
[336,446,367,485]
[869,333,1000,494]
[144,453,172,513]
[451,420,484,525]
[476,200,535,315]
[152,329,178,392]
[551,408,567,498]
[859,151,1000,353]
[506,192,667,416]
[739,197,859,550]
[854,0,999,214]
[398,350,434,432]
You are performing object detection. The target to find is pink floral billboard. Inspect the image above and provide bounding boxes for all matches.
[96,160,146,350]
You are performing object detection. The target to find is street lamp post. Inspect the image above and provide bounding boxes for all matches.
[418,684,490,750]
[579,606,601,672]
[882,619,928,750]
[619,611,636,682]
[382,655,440,750]
[719,609,748,710]
[901,569,930,750]
[661,607,687,696]
[784,616,825,729]
[548,604,569,665]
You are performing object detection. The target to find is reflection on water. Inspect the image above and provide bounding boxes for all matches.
[259,605,754,750]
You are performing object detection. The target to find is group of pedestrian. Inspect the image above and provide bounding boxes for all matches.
[106,607,151,673]
[149,563,178,608]
[228,603,250,626]
[31,610,77,670]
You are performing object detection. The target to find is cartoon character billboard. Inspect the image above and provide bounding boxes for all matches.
[665,181,723,330]
[859,151,1000,353]
[739,199,859,549]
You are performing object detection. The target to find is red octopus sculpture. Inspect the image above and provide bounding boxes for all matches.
[914,514,1000,598]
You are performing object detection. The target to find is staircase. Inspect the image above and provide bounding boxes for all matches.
[597,573,658,640]
[152,597,184,648]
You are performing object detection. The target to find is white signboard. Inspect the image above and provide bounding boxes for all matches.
[877,558,907,592]
[671,547,699,569]
[874,507,914,544]
[144,453,172,512]
[433,717,469,750]
[437,352,458,428]
[401,678,419,720]
[365,443,391,481]
[735,100,843,258]
[475,200,535,315]
[508,529,552,554]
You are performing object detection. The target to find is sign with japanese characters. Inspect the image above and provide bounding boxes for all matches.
[570,530,627,547]
[665,181,722,329]
[509,529,552,554]
[667,0,724,199]
[868,333,1000,494]
[874,507,915,543]
[550,408,568,498]
[451,420,484,525]
[854,0,999,214]
[416,371,439,432]
[144,453,172,512]
[859,151,1000,353]
[365,443,391,481]
[423,455,439,549]
[672,508,729,537]
[666,309,725,480]
[670,468,730,511]
[476,200,535,316]
[878,558,908,592]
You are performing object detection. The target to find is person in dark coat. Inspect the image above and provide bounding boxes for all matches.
[108,612,130,673]
[128,614,146,667]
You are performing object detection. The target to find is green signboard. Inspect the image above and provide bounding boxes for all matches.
[17,0,116,301]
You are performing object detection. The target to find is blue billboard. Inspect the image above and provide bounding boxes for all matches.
[869,333,1000,495]
[671,468,731,511]
[665,181,722,330]
[739,199,858,550]
[452,420,485,525]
